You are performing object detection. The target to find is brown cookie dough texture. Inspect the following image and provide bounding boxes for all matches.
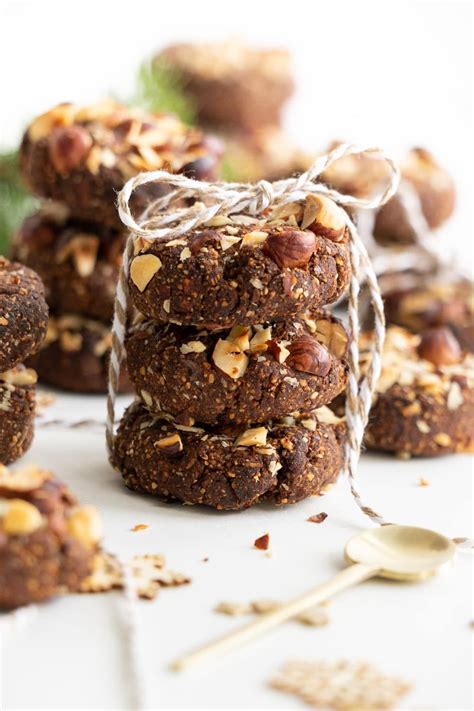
[0,464,101,608]
[373,148,455,245]
[29,314,132,394]
[382,274,474,353]
[128,195,351,329]
[0,366,37,465]
[20,100,222,228]
[0,257,48,371]
[126,311,349,425]
[12,205,125,322]
[113,402,345,511]
[363,326,474,457]
[157,40,294,132]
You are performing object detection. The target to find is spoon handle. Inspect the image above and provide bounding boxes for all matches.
[171,562,378,672]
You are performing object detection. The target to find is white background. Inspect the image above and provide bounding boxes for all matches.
[0,1,473,709]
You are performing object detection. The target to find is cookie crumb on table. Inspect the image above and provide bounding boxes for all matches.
[131,523,149,532]
[254,533,270,550]
[307,512,328,523]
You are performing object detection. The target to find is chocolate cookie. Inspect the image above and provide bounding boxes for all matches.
[0,366,37,465]
[113,402,345,511]
[382,274,474,353]
[29,314,132,393]
[0,464,101,608]
[129,195,351,328]
[363,326,474,457]
[127,311,348,425]
[12,206,125,321]
[20,100,222,228]
[157,40,294,132]
[0,257,48,371]
[373,148,455,245]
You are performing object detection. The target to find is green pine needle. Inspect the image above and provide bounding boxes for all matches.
[132,59,196,125]
[0,151,36,255]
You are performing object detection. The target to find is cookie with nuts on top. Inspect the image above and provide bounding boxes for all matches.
[373,147,455,245]
[156,40,294,132]
[20,100,222,228]
[128,195,351,329]
[0,464,101,609]
[0,257,48,372]
[381,273,474,353]
[126,311,349,425]
[12,205,126,322]
[363,326,474,457]
[0,366,37,465]
[29,314,132,394]
[113,402,345,511]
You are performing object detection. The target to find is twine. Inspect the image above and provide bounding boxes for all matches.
[106,143,400,525]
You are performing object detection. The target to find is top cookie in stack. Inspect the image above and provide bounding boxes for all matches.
[113,194,351,511]
[12,100,222,392]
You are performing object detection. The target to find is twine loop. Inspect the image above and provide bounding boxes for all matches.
[108,143,400,526]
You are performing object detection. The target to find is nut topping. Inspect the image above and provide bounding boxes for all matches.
[48,125,92,173]
[303,194,346,242]
[249,326,272,353]
[267,340,291,364]
[263,229,316,268]
[155,433,183,456]
[2,499,44,535]
[227,325,252,352]
[417,327,462,366]
[67,506,102,549]
[212,339,249,379]
[287,336,332,376]
[130,254,162,292]
[56,234,100,278]
[0,464,51,493]
[235,427,268,447]
[313,318,349,358]
[180,341,206,355]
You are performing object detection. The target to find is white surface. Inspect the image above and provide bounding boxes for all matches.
[0,390,473,710]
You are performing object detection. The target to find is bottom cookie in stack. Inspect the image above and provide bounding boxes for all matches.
[112,403,345,511]
[29,314,132,394]
[0,366,37,464]
[363,326,474,457]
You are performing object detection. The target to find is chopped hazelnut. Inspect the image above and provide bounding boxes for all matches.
[130,254,162,292]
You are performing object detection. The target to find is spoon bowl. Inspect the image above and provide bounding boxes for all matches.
[345,524,456,581]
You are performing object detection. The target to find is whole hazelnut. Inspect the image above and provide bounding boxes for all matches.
[303,194,346,242]
[48,125,92,173]
[287,336,332,376]
[417,327,462,366]
[263,229,316,269]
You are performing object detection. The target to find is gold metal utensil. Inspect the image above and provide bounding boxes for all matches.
[172,525,455,671]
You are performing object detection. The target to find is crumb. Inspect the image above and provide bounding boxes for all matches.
[131,523,150,532]
[307,512,328,523]
[417,478,429,487]
[202,557,209,562]
[254,533,270,550]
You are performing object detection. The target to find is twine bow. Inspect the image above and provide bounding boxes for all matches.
[107,143,400,525]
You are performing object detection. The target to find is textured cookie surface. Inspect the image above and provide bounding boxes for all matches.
[29,314,132,394]
[363,326,474,456]
[0,366,37,465]
[113,403,345,511]
[127,311,348,425]
[0,257,48,371]
[128,196,351,328]
[12,206,125,321]
[0,464,100,608]
[20,100,222,227]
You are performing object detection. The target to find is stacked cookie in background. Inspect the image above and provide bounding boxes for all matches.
[12,100,222,392]
[155,40,310,182]
[0,257,48,463]
[113,194,352,511]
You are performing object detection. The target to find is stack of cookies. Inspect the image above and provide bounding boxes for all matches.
[12,100,221,392]
[0,257,48,464]
[155,40,309,182]
[113,194,351,510]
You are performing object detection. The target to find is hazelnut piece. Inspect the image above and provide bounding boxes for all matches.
[417,327,462,366]
[155,433,183,456]
[227,325,252,352]
[0,464,51,493]
[212,339,249,379]
[67,506,102,549]
[263,229,316,268]
[2,499,44,535]
[56,234,100,278]
[48,125,92,173]
[267,340,291,364]
[287,336,332,376]
[313,318,349,358]
[249,326,272,353]
[130,254,162,292]
[303,195,346,242]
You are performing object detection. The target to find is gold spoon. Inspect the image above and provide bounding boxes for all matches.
[172,524,455,671]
